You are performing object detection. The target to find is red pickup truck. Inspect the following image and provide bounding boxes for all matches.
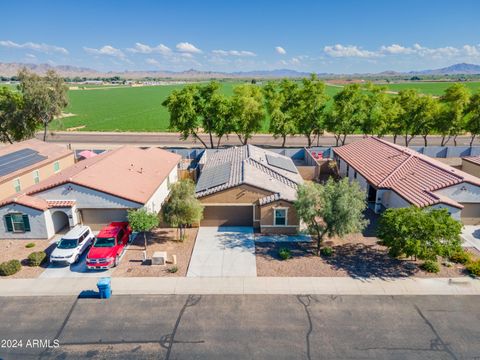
[86,222,132,270]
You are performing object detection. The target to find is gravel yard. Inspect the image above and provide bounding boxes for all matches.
[112,227,198,277]
[0,239,55,278]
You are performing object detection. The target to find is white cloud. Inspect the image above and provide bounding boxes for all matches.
[212,49,256,57]
[380,44,414,55]
[25,53,37,59]
[176,42,202,54]
[127,42,171,55]
[0,40,68,54]
[324,44,379,58]
[275,46,286,55]
[83,45,126,59]
[146,58,160,66]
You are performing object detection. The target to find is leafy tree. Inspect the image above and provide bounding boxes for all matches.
[127,209,160,250]
[465,92,480,146]
[230,84,265,145]
[294,178,368,255]
[438,83,470,146]
[363,83,401,137]
[377,207,462,261]
[0,86,35,143]
[383,97,404,144]
[295,74,329,147]
[263,80,299,147]
[326,84,367,146]
[162,180,204,240]
[162,81,232,149]
[18,69,68,141]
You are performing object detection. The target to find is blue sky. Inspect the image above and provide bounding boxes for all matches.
[1,0,480,73]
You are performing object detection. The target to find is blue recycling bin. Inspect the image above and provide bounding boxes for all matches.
[97,277,112,299]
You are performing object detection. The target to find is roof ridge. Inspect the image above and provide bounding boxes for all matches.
[378,153,414,187]
[247,158,298,188]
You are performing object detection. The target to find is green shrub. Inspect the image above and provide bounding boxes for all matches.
[420,260,440,273]
[320,246,334,257]
[25,242,35,249]
[466,260,480,277]
[167,266,178,273]
[27,251,47,267]
[0,260,22,276]
[278,248,291,260]
[449,250,471,265]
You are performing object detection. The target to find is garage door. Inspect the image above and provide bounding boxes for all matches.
[460,203,480,225]
[201,206,253,226]
[80,209,128,230]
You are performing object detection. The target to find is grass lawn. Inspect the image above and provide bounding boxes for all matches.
[383,81,480,96]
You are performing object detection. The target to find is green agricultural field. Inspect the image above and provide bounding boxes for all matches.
[50,82,342,133]
[383,81,480,96]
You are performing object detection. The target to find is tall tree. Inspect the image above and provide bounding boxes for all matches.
[295,74,329,147]
[326,84,367,146]
[438,83,470,146]
[465,92,480,146]
[383,97,403,144]
[18,69,68,141]
[162,81,232,149]
[263,80,299,147]
[230,84,265,145]
[363,83,400,137]
[162,180,204,241]
[294,178,368,255]
[0,86,35,144]
[127,209,160,250]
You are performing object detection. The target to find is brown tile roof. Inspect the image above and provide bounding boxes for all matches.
[333,137,480,208]
[46,200,76,208]
[0,146,181,208]
[0,139,73,183]
[462,156,480,166]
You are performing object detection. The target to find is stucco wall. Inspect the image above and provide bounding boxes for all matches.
[200,184,272,204]
[434,182,480,203]
[0,204,52,239]
[144,166,177,213]
[260,200,299,234]
[381,190,411,209]
[461,160,480,178]
[430,203,462,221]
[0,154,74,201]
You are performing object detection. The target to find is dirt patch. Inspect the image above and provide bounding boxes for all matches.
[0,239,55,278]
[112,227,198,277]
[256,232,470,278]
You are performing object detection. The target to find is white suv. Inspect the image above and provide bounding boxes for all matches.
[50,225,95,265]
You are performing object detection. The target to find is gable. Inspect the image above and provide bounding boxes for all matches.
[200,184,272,204]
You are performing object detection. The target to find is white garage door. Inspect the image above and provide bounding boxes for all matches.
[80,209,128,230]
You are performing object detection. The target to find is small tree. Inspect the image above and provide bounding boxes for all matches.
[465,92,480,146]
[295,178,368,255]
[162,180,204,240]
[0,86,36,144]
[377,207,462,261]
[127,209,160,250]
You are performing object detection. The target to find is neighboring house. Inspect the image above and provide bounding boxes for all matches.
[461,156,480,178]
[195,145,303,234]
[333,137,480,224]
[0,139,74,201]
[0,146,180,239]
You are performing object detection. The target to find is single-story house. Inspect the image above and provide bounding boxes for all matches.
[333,137,480,224]
[0,139,74,201]
[195,145,303,234]
[461,156,480,178]
[0,146,181,239]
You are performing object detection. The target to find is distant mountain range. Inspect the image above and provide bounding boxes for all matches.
[1,62,479,79]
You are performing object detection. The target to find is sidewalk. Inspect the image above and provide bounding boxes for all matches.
[1,276,479,297]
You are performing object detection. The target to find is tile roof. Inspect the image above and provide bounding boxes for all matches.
[0,146,181,208]
[196,145,303,202]
[46,200,76,208]
[333,137,480,208]
[462,156,480,166]
[0,139,73,183]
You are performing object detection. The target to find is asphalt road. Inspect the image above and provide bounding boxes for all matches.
[39,131,477,148]
[0,295,479,359]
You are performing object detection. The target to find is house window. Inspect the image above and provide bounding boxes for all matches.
[4,213,31,233]
[274,208,287,226]
[354,171,357,179]
[346,164,349,176]
[33,170,40,184]
[53,161,60,173]
[13,178,21,193]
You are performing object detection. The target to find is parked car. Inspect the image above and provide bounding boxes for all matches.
[50,225,95,265]
[86,222,132,270]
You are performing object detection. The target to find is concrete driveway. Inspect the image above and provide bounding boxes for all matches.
[187,227,256,277]
[461,225,480,252]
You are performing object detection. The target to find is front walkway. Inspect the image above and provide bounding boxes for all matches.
[0,276,478,296]
[187,227,257,277]
[462,225,480,252]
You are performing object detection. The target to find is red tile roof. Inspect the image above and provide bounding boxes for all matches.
[333,137,480,208]
[46,200,76,208]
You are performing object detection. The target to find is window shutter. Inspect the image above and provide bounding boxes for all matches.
[22,215,31,232]
[4,215,13,232]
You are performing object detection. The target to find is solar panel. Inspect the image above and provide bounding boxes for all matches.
[0,148,47,177]
[266,154,298,173]
[196,162,231,192]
